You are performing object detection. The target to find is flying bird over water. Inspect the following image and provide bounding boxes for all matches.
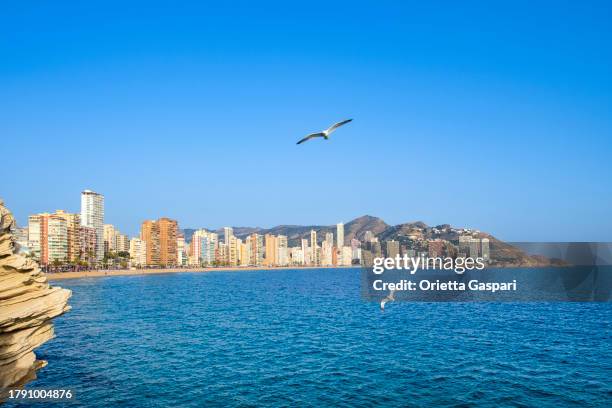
[380,289,396,311]
[296,119,353,144]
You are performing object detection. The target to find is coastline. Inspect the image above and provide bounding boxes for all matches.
[46,265,358,281]
[45,262,567,281]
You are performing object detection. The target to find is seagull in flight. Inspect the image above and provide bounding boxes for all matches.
[380,289,396,311]
[296,119,353,145]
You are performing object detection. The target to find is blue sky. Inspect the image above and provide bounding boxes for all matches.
[1,1,611,240]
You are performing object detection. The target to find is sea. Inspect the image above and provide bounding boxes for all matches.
[7,268,611,407]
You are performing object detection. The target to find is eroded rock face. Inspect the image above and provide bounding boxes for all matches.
[0,199,71,388]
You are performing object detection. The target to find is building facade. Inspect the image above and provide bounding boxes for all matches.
[80,190,104,262]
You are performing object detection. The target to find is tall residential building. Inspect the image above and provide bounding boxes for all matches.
[81,190,104,262]
[277,235,288,266]
[190,229,206,265]
[248,233,263,265]
[336,222,345,264]
[158,218,178,266]
[116,233,129,252]
[224,227,233,245]
[458,235,471,257]
[228,236,238,266]
[481,238,490,261]
[320,232,333,265]
[336,223,344,248]
[325,232,334,247]
[55,210,81,262]
[321,239,333,266]
[28,211,71,265]
[264,234,278,266]
[129,238,147,267]
[301,239,309,265]
[341,246,353,266]
[216,243,227,264]
[201,232,218,265]
[290,247,304,265]
[239,241,250,266]
[371,241,382,258]
[386,240,400,259]
[310,230,318,265]
[351,238,361,262]
[141,220,160,266]
[27,214,44,261]
[79,225,97,265]
[222,227,234,265]
[469,238,480,258]
[177,234,186,266]
[103,224,117,254]
[47,214,68,263]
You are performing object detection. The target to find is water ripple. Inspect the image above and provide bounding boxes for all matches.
[8,268,612,408]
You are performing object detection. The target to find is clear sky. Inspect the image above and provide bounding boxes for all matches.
[2,1,611,241]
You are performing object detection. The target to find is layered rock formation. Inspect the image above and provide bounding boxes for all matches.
[0,199,71,389]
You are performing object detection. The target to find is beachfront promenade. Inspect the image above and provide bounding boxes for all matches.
[46,265,357,280]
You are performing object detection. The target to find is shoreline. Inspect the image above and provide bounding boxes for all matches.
[46,265,358,281]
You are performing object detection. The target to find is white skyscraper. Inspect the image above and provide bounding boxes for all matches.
[336,223,344,249]
[224,227,233,245]
[81,190,104,262]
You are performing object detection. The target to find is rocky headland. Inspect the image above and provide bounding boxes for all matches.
[0,200,71,389]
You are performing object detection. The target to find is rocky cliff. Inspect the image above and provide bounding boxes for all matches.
[0,200,71,389]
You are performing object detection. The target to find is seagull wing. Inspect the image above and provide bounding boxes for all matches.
[325,119,353,135]
[296,132,325,144]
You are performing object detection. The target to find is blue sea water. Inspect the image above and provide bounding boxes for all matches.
[9,268,612,407]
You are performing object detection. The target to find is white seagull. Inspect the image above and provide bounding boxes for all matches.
[296,119,353,144]
[380,289,396,311]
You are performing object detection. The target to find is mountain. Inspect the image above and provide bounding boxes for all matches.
[344,215,389,242]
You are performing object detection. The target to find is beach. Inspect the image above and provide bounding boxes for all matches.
[46,265,356,281]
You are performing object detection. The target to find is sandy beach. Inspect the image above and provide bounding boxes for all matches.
[46,265,357,281]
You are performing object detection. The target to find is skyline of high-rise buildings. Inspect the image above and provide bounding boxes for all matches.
[17,188,491,271]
